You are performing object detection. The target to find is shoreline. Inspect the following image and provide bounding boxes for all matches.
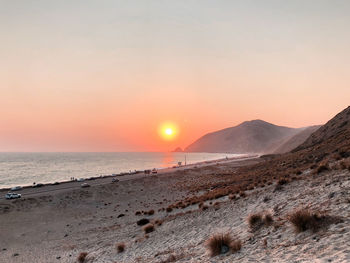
[0,154,259,193]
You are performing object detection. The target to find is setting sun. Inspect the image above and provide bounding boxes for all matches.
[158,122,178,141]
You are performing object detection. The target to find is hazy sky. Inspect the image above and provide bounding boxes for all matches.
[1,0,350,151]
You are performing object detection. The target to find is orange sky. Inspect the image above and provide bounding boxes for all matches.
[1,1,350,152]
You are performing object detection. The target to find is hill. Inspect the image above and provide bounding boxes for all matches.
[293,106,350,155]
[273,125,321,154]
[185,120,316,154]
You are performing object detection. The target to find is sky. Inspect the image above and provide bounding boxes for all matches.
[1,0,350,152]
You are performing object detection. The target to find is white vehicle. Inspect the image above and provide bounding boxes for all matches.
[77,178,85,182]
[5,192,21,200]
[10,186,22,191]
[81,183,90,188]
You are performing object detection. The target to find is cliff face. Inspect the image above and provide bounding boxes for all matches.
[185,119,314,154]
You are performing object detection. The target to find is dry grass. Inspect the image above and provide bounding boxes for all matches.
[206,233,241,257]
[263,213,274,226]
[143,223,155,234]
[248,213,263,231]
[248,212,274,231]
[77,252,88,263]
[288,208,340,232]
[116,243,125,253]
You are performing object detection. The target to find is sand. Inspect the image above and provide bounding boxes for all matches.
[0,157,349,262]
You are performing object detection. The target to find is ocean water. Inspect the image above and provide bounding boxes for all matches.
[0,152,241,188]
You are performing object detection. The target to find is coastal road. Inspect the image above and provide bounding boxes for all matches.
[0,156,260,201]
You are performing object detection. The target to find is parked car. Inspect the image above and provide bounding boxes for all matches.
[151,168,158,174]
[10,186,22,191]
[33,183,44,188]
[81,183,90,188]
[5,192,21,200]
[77,178,85,182]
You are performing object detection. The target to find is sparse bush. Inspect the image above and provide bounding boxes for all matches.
[135,211,141,216]
[248,213,263,231]
[248,212,273,231]
[116,243,125,253]
[147,209,155,215]
[288,208,338,232]
[153,219,163,226]
[263,196,270,203]
[263,213,274,226]
[77,252,88,263]
[206,233,241,257]
[277,178,288,185]
[143,223,155,234]
[239,191,246,198]
[137,218,150,226]
[166,207,173,213]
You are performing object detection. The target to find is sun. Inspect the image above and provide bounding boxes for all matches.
[158,122,178,141]
[165,128,173,135]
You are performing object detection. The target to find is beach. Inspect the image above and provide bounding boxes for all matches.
[1,154,349,262]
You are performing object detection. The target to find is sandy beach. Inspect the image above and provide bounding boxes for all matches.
[1,154,349,263]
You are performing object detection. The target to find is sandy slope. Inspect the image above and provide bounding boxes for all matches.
[0,157,349,263]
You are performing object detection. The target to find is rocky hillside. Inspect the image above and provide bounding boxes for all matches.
[293,106,350,155]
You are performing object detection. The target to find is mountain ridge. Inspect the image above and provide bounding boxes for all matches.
[185,119,319,154]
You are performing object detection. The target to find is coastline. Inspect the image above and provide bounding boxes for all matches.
[0,154,259,193]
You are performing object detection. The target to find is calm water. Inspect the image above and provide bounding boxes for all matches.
[0,152,241,188]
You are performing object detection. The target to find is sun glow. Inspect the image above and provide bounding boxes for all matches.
[159,122,178,141]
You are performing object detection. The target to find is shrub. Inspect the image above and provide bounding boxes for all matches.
[147,209,155,215]
[248,213,263,231]
[239,191,246,198]
[288,208,336,232]
[116,243,125,253]
[137,218,150,226]
[153,219,163,226]
[248,212,273,231]
[135,211,141,216]
[143,223,155,234]
[263,213,274,226]
[166,207,173,213]
[77,252,88,263]
[206,233,241,257]
[277,178,288,185]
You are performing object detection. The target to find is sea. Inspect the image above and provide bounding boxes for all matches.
[0,152,242,188]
